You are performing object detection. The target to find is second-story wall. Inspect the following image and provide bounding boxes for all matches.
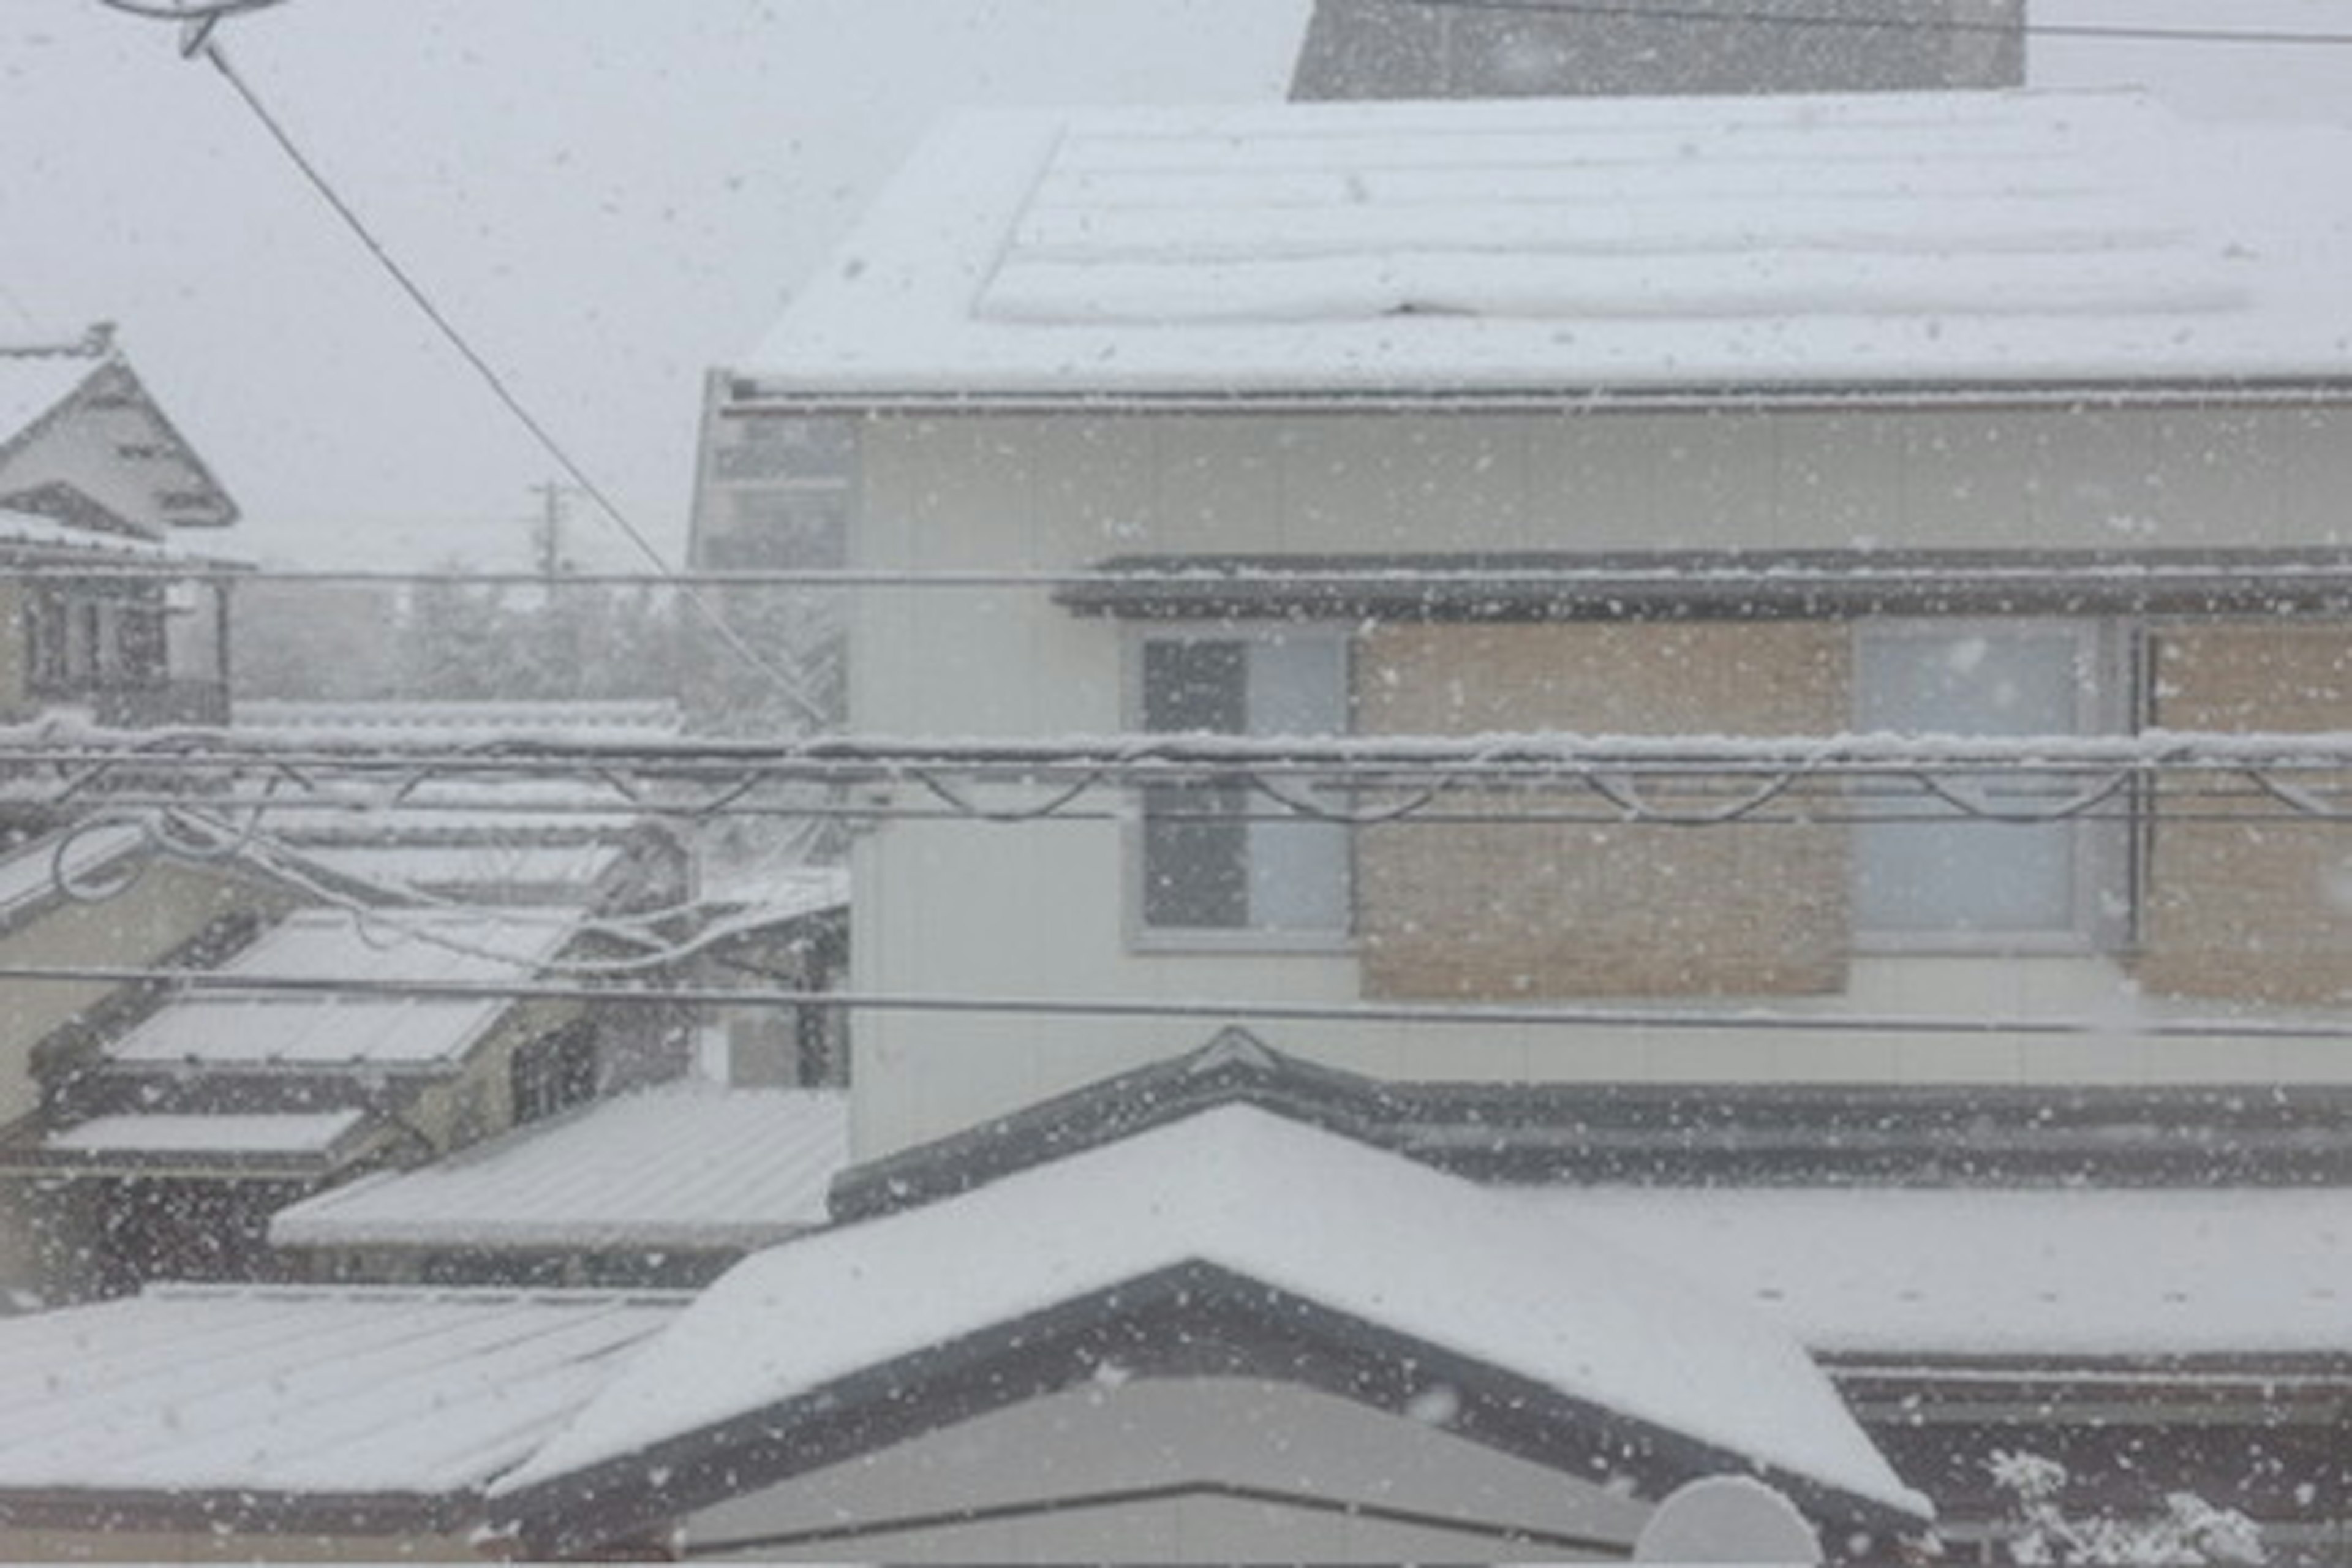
[843,404,2352,1153]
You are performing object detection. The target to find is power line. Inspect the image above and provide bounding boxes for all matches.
[1395,0,2352,48]
[104,10,831,728]
[6,957,2349,1039]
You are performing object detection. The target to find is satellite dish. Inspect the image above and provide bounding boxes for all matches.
[1634,1474,1822,1564]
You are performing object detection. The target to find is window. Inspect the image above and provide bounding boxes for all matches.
[1134,628,1349,942]
[510,1020,599,1123]
[1852,620,2130,949]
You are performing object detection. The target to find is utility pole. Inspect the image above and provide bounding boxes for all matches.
[529,480,571,585]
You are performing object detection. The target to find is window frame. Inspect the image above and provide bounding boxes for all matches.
[1849,616,2136,956]
[1124,622,1355,954]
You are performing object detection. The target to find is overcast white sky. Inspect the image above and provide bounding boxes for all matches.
[4,1,2350,571]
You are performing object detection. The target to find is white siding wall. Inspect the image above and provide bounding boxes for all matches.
[849,406,2352,1154]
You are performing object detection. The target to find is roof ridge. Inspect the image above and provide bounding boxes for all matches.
[0,323,116,361]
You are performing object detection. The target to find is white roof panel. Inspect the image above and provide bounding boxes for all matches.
[0,824,146,924]
[104,996,507,1070]
[745,90,2352,399]
[45,1110,366,1158]
[272,1084,848,1251]
[102,908,582,1070]
[293,842,627,895]
[0,1286,683,1496]
[219,906,581,988]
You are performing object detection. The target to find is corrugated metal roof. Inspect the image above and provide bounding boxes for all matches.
[0,1285,684,1497]
[291,842,627,896]
[273,1084,848,1251]
[45,1110,367,1158]
[103,908,582,1071]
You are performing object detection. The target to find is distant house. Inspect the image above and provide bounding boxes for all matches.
[0,903,609,1300]
[0,821,318,1302]
[0,325,239,727]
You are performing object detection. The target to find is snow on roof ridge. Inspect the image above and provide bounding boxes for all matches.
[502,1102,1922,1518]
[0,323,115,360]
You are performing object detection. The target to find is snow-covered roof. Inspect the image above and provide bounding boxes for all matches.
[290,841,628,896]
[696,860,849,922]
[0,507,219,562]
[497,1103,1922,1522]
[0,353,94,447]
[0,1286,684,1500]
[237,699,685,746]
[271,1084,848,1252]
[1538,1185,2352,1359]
[744,89,2352,403]
[44,1110,368,1159]
[0,823,146,925]
[102,907,581,1071]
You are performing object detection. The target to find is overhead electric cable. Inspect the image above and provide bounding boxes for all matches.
[6,959,2352,1040]
[1396,0,2352,48]
[100,6,831,727]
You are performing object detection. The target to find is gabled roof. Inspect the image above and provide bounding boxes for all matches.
[740,89,2352,408]
[832,1028,2352,1216]
[491,1103,1925,1551]
[0,348,101,451]
[271,1083,848,1254]
[0,331,236,530]
[0,1284,684,1536]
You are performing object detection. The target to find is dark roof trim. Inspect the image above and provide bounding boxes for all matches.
[829,1030,2352,1217]
[0,1485,476,1539]
[726,375,2352,419]
[491,1259,1926,1557]
[1057,548,2352,622]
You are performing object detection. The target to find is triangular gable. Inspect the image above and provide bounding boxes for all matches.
[0,344,236,536]
[832,1027,2352,1212]
[490,1105,1926,1555]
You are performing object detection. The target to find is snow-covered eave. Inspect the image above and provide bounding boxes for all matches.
[275,1215,818,1254]
[489,1259,1929,1558]
[725,372,2352,419]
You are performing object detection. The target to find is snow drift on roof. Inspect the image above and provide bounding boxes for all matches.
[499,1103,1921,1518]
[271,1084,847,1252]
[0,1286,683,1496]
[743,89,2352,399]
